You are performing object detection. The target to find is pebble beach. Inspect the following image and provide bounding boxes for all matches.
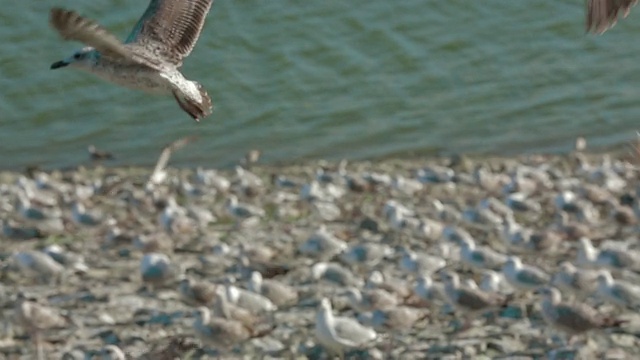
[2,140,640,359]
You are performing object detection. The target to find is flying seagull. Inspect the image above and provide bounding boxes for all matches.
[586,0,638,34]
[49,0,215,121]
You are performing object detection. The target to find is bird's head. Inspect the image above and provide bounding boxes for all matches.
[51,47,96,69]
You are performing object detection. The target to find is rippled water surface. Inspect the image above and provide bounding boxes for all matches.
[2,1,640,169]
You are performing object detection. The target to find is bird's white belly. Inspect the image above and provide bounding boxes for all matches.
[89,65,173,95]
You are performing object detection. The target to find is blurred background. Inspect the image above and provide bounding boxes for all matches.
[1,0,639,170]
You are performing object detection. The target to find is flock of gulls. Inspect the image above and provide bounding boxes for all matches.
[2,134,640,359]
[0,0,633,358]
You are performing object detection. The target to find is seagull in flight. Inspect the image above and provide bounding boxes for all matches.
[586,0,638,34]
[49,0,215,121]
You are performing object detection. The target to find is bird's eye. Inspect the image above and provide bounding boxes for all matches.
[73,53,81,59]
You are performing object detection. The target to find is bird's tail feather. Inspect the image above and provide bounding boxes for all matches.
[173,83,213,122]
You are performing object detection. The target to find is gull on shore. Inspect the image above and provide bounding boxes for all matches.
[213,290,267,330]
[505,192,542,213]
[49,1,215,121]
[441,271,506,330]
[311,262,363,287]
[225,194,265,221]
[538,287,626,344]
[442,225,474,246]
[100,345,126,360]
[344,287,398,312]
[224,284,277,313]
[148,136,198,187]
[140,252,178,291]
[458,237,507,271]
[299,225,347,258]
[480,270,512,294]
[2,219,43,240]
[551,261,598,300]
[71,201,101,227]
[365,270,412,300]
[501,216,534,251]
[415,275,447,306]
[339,242,393,268]
[357,306,429,333]
[247,271,298,307]
[235,165,264,194]
[397,247,446,275]
[315,298,377,359]
[15,192,61,222]
[596,270,640,310]
[13,251,64,284]
[14,293,71,360]
[502,256,549,291]
[577,237,640,271]
[196,167,231,191]
[192,306,251,351]
[178,277,217,306]
[43,244,89,274]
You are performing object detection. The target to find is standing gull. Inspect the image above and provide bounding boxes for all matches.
[49,1,215,121]
[14,293,71,360]
[596,270,640,310]
[315,298,377,359]
[538,287,626,344]
[551,261,598,301]
[441,271,507,331]
[502,256,550,292]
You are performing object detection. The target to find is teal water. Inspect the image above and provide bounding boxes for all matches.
[2,1,640,170]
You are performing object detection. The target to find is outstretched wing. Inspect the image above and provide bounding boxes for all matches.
[50,8,160,68]
[126,0,214,66]
[586,0,638,34]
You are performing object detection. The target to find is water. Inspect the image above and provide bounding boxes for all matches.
[1,1,640,170]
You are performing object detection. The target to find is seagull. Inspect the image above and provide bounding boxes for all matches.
[225,195,265,221]
[397,247,446,275]
[148,136,198,187]
[586,0,638,34]
[596,270,640,310]
[356,306,429,333]
[223,284,277,314]
[311,262,363,287]
[100,345,126,360]
[339,242,393,268]
[299,225,347,258]
[14,293,71,360]
[178,277,217,306]
[502,256,550,292]
[247,271,298,307]
[551,261,598,301]
[440,271,507,331]
[71,201,101,227]
[140,252,178,291]
[344,287,398,313]
[315,298,377,360]
[192,306,254,351]
[49,1,215,121]
[414,275,447,305]
[480,270,512,294]
[538,287,626,344]
[576,237,640,272]
[458,237,507,272]
[13,251,64,284]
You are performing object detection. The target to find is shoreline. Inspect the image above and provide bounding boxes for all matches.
[1,136,637,175]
